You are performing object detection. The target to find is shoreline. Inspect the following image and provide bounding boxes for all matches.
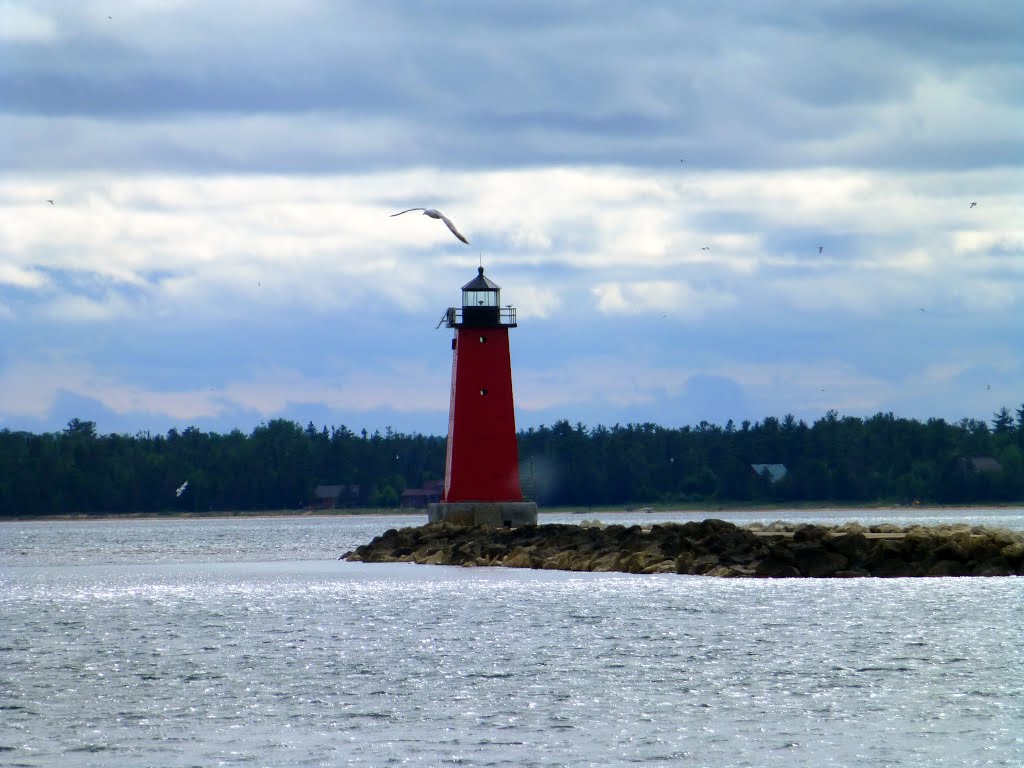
[2,501,1022,523]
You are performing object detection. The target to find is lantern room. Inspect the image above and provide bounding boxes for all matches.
[442,267,517,329]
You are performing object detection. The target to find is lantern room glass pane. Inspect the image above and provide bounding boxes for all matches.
[463,289,499,307]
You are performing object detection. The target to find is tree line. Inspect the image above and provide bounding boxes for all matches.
[1,406,1022,517]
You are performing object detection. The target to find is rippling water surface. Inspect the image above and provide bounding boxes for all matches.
[2,510,1023,767]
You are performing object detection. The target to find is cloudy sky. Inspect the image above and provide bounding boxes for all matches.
[2,0,1021,438]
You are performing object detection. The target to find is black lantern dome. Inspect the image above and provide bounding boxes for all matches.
[462,266,500,309]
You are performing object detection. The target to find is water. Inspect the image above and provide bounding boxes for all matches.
[2,510,1023,767]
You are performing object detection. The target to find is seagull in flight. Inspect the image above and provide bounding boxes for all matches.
[391,208,469,244]
[46,199,54,205]
[176,481,189,497]
[969,202,977,208]
[818,245,824,253]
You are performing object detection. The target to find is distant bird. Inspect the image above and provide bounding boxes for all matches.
[818,245,824,253]
[46,199,53,205]
[986,384,991,390]
[176,481,189,497]
[701,246,711,251]
[390,208,469,244]
[969,202,977,208]
[919,307,926,312]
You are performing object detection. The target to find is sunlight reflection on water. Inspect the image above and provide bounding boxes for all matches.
[1,514,1023,767]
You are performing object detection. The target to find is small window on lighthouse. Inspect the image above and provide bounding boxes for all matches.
[480,388,488,396]
[479,335,487,343]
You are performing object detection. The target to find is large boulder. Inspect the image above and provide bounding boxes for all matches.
[792,543,850,577]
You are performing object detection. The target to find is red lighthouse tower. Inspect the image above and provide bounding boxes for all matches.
[427,267,538,527]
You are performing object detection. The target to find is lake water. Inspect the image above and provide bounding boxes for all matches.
[2,508,1023,767]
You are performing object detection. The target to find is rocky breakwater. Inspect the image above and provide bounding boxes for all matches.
[343,519,1024,577]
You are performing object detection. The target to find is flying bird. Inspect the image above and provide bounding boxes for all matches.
[818,246,824,253]
[390,208,469,244]
[701,246,711,251]
[176,481,189,497]
[46,199,54,205]
[969,202,977,208]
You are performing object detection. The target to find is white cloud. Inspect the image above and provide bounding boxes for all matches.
[0,3,58,42]
[514,354,903,426]
[0,360,80,418]
[952,229,1024,255]
[0,263,48,289]
[498,284,561,320]
[0,355,451,426]
[954,280,1017,313]
[223,365,448,417]
[41,294,134,322]
[592,280,736,318]
[516,354,689,412]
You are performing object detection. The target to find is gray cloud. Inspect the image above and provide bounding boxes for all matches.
[3,1,1020,174]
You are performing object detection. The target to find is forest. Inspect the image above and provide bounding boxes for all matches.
[1,405,1023,517]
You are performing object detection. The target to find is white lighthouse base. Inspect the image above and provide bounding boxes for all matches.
[427,501,538,527]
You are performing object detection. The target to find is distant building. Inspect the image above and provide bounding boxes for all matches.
[751,463,788,483]
[959,457,1003,474]
[312,484,360,509]
[400,480,444,508]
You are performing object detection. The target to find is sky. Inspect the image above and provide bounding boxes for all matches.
[1,0,1022,438]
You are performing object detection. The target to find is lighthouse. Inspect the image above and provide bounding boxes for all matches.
[427,266,538,527]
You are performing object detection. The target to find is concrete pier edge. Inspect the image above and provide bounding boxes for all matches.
[427,501,538,527]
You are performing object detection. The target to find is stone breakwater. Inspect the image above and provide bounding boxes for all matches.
[343,519,1024,577]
